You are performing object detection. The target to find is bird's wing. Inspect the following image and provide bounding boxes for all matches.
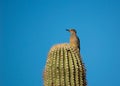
[78,37,80,50]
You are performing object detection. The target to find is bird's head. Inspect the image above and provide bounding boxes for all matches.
[66,29,77,34]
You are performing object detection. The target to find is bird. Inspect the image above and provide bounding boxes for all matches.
[66,29,80,51]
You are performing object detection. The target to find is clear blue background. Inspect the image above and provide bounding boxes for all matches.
[1,0,120,86]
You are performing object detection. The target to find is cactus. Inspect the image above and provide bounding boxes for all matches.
[43,43,86,86]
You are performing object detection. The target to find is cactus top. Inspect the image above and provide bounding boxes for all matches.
[50,43,70,51]
[49,43,79,53]
[44,43,86,86]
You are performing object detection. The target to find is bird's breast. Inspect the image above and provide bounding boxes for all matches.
[70,36,79,48]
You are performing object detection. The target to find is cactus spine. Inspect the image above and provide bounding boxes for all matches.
[44,43,86,86]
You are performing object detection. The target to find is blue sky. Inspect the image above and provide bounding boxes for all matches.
[1,0,120,86]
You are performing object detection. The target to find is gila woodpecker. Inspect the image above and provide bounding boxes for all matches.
[66,29,80,51]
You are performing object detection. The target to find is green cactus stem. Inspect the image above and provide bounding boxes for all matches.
[43,43,86,86]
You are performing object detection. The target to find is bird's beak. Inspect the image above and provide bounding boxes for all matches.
[66,29,70,32]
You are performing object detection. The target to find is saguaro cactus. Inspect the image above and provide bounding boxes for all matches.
[43,43,86,86]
